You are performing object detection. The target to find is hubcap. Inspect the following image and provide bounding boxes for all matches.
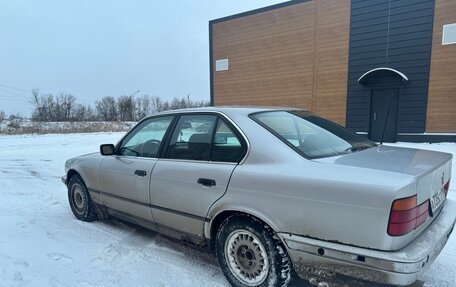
[225,230,269,286]
[71,185,85,214]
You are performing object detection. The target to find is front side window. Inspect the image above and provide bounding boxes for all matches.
[251,111,376,159]
[118,116,174,158]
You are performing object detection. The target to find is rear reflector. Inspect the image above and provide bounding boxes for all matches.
[388,196,429,237]
[444,179,451,196]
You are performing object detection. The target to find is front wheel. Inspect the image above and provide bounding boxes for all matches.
[68,175,97,222]
[216,215,293,287]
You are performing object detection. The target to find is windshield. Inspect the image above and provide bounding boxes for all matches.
[251,111,376,159]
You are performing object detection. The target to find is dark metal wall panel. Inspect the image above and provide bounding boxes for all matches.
[346,0,435,134]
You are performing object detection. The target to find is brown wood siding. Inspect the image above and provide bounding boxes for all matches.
[211,0,350,125]
[426,0,456,132]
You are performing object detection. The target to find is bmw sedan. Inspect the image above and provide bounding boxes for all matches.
[62,107,456,287]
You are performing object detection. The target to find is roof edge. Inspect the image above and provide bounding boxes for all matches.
[209,0,311,25]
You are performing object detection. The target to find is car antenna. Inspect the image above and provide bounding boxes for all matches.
[380,93,393,145]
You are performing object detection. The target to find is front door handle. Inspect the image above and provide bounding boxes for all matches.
[135,170,147,177]
[197,178,216,187]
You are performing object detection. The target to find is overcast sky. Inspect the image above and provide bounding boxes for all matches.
[0,0,287,116]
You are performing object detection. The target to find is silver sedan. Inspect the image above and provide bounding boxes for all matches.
[62,107,456,287]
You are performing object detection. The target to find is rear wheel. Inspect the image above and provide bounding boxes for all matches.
[68,175,97,222]
[216,215,293,287]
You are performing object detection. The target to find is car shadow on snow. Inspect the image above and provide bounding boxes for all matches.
[105,217,312,286]
[104,218,425,287]
[104,218,226,278]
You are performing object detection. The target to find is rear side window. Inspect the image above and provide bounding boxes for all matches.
[251,111,376,159]
[165,115,216,161]
[164,114,246,163]
[212,120,244,163]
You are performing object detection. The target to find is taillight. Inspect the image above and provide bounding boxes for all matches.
[444,179,450,197]
[388,195,429,237]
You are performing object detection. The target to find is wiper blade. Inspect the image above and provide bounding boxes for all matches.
[343,146,371,153]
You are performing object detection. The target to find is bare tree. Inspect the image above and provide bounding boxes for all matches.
[71,104,87,121]
[151,96,164,112]
[164,97,209,111]
[0,110,5,122]
[30,90,77,121]
[117,95,135,121]
[29,90,210,123]
[95,96,117,121]
[84,105,96,121]
[30,89,45,121]
[135,94,151,121]
[191,99,210,108]
[60,93,76,121]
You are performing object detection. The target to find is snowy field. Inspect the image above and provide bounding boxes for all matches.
[0,132,455,287]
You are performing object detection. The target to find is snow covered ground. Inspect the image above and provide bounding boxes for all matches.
[0,132,455,287]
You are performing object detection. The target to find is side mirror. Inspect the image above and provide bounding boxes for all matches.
[100,144,115,156]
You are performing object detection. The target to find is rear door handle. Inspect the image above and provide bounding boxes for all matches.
[197,178,216,187]
[135,170,147,177]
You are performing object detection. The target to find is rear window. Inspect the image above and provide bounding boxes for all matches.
[251,111,376,159]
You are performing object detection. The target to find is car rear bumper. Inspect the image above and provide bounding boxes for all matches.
[278,199,456,286]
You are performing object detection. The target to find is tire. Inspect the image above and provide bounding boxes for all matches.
[67,175,98,222]
[216,215,293,287]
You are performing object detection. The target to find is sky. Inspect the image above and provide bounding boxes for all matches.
[0,0,287,116]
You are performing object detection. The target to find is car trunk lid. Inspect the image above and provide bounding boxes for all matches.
[315,145,452,244]
[315,145,451,178]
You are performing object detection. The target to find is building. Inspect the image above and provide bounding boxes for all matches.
[209,0,456,142]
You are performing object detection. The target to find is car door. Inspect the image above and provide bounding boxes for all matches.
[150,113,247,238]
[98,115,175,221]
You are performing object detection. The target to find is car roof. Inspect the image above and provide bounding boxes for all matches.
[152,106,307,117]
